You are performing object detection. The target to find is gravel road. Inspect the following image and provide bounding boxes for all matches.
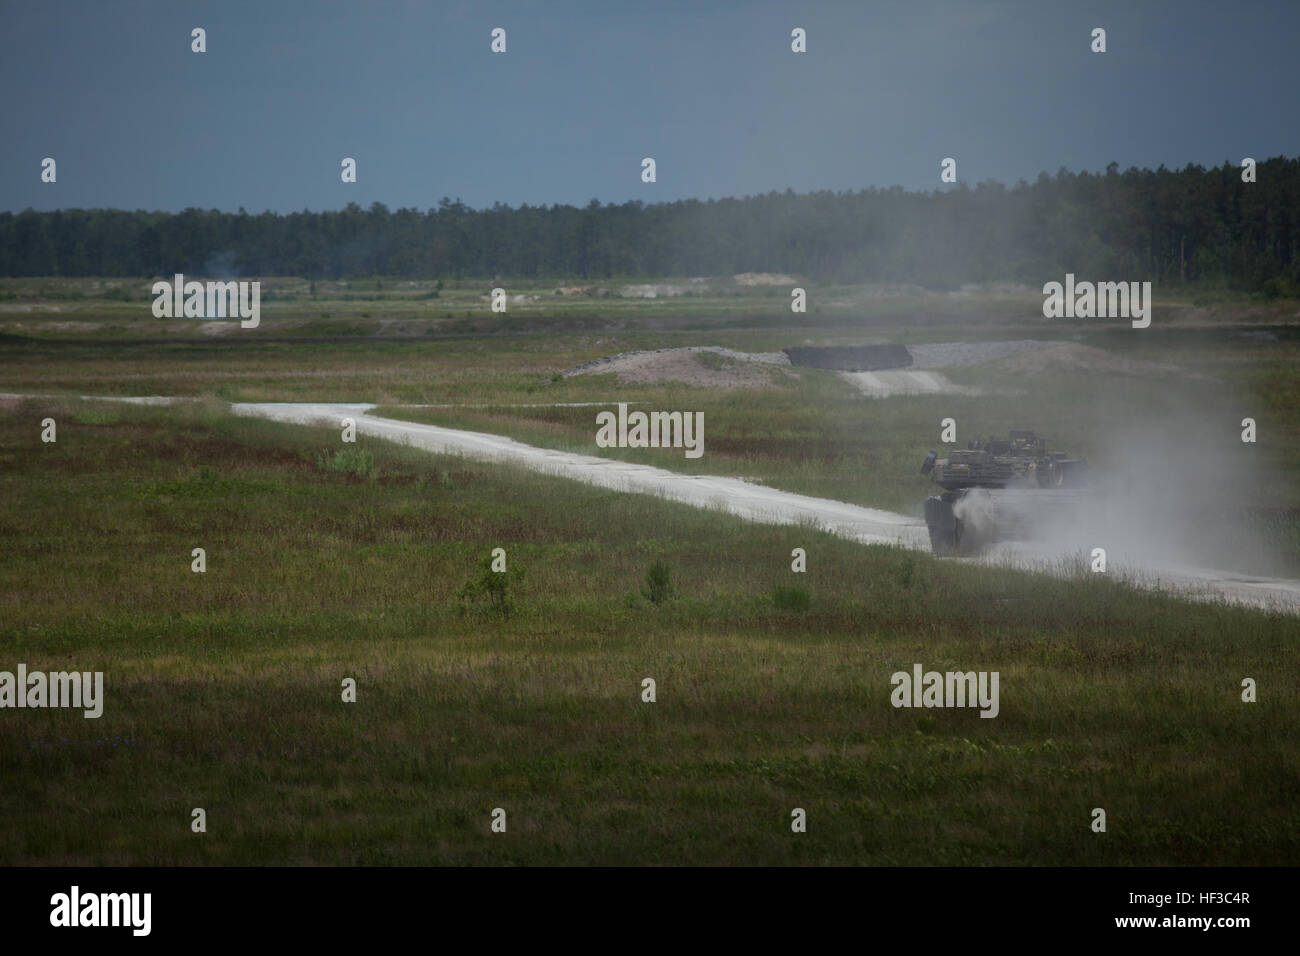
[230,401,1300,614]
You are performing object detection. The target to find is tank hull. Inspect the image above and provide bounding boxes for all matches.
[924,487,1087,556]
[921,431,1088,555]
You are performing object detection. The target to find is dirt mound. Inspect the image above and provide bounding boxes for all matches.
[784,341,1054,372]
[733,272,797,286]
[565,340,1172,394]
[563,347,790,388]
[618,279,711,298]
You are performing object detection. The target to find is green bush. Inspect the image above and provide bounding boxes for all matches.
[458,554,520,618]
[316,446,374,478]
[644,560,672,604]
[73,409,120,425]
[771,584,811,612]
[696,350,729,371]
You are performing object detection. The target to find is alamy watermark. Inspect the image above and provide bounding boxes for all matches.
[595,403,704,458]
[1042,273,1151,328]
[890,663,999,718]
[0,664,104,718]
[151,272,260,328]
[50,886,150,936]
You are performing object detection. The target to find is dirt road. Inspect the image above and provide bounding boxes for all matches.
[232,401,928,548]
[232,402,1300,614]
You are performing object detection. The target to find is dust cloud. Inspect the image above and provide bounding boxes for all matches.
[986,401,1288,580]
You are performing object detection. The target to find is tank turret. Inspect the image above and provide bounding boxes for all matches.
[921,431,1086,555]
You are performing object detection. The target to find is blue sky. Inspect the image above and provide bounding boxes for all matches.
[2,0,1296,212]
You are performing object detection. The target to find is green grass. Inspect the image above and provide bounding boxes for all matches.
[316,445,375,478]
[2,281,1298,864]
[1,398,1297,865]
[72,408,120,425]
[372,348,1300,576]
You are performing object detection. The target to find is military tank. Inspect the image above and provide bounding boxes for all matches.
[920,430,1087,555]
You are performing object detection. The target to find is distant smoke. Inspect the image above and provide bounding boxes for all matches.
[989,391,1287,578]
[201,249,239,279]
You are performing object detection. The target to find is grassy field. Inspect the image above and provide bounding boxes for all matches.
[1,397,1297,865]
[1,278,1298,864]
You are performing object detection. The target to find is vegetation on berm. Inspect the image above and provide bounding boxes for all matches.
[2,158,1297,293]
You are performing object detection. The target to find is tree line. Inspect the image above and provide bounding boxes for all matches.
[1,158,1296,294]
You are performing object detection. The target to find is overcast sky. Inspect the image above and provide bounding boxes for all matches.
[2,0,1296,213]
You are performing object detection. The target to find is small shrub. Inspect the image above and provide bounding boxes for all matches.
[316,447,374,478]
[417,469,455,492]
[458,555,521,618]
[644,560,672,604]
[73,409,119,425]
[895,555,927,592]
[696,350,730,371]
[771,584,811,612]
